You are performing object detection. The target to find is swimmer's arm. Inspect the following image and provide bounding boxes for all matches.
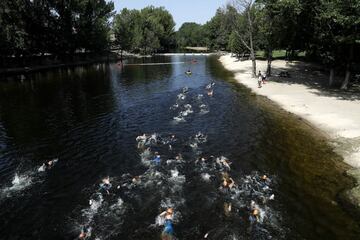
[229,178,235,188]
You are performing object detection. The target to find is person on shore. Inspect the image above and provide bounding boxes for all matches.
[258,71,262,88]
[262,72,267,84]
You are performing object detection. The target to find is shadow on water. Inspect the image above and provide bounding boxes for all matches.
[0,55,358,239]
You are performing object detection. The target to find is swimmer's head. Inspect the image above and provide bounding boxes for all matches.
[253,209,259,216]
[167,208,173,214]
[261,175,267,180]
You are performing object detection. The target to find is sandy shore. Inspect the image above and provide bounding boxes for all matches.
[220,54,360,205]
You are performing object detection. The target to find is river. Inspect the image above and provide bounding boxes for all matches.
[0,55,358,240]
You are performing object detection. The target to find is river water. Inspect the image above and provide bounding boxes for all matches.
[0,56,358,240]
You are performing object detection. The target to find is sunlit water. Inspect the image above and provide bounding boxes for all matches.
[0,56,358,239]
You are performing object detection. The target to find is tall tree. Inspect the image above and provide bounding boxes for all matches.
[233,0,257,77]
[316,0,360,89]
[113,8,140,58]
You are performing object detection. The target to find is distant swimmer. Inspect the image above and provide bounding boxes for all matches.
[160,207,174,221]
[185,70,192,75]
[221,172,235,190]
[132,176,141,185]
[78,225,91,239]
[162,219,174,240]
[175,153,183,161]
[207,89,213,97]
[217,157,231,170]
[152,154,161,165]
[38,158,58,172]
[136,133,147,142]
[249,200,260,223]
[100,176,112,194]
[205,82,215,90]
[220,172,235,215]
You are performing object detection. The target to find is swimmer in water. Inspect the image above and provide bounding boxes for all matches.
[132,176,141,185]
[160,207,174,221]
[100,176,112,194]
[220,172,235,215]
[221,172,235,190]
[38,158,58,172]
[152,154,161,165]
[220,158,231,170]
[160,208,174,239]
[249,200,260,223]
[78,225,91,239]
[175,153,183,161]
[207,89,213,97]
[161,219,174,240]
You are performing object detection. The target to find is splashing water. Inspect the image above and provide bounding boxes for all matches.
[1,173,34,198]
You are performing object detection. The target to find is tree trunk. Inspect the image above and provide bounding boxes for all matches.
[341,65,351,90]
[247,10,256,77]
[329,68,334,87]
[266,48,272,76]
[341,45,353,90]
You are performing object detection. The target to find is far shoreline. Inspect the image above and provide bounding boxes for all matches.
[0,52,221,78]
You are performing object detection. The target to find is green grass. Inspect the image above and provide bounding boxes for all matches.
[256,50,305,60]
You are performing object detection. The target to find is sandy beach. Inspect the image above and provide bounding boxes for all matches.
[220,54,360,205]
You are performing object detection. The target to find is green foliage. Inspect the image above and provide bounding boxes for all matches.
[0,0,114,59]
[113,6,175,54]
[204,5,240,50]
[176,22,207,48]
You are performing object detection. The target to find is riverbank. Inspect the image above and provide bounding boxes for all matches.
[219,54,360,209]
[0,54,119,77]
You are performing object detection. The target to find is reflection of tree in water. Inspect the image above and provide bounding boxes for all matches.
[0,63,115,145]
[120,56,173,86]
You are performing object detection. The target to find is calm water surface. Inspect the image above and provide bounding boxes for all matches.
[0,56,359,240]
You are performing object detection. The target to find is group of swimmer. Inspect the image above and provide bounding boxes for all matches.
[136,132,184,240]
[77,78,275,239]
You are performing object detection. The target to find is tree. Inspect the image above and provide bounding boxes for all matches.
[113,8,140,58]
[204,5,239,51]
[176,22,206,48]
[228,31,247,58]
[315,0,360,89]
[76,0,114,53]
[233,0,257,77]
